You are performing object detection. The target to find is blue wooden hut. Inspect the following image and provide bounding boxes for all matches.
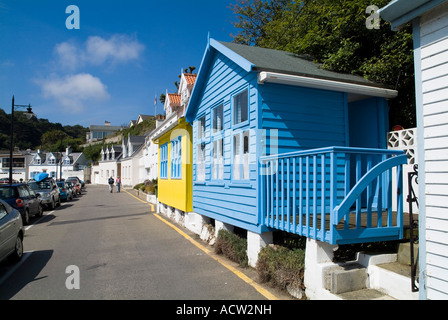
[185,39,407,246]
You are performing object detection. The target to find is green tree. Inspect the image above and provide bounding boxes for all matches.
[83,143,104,163]
[0,108,88,151]
[231,0,416,128]
[41,130,69,152]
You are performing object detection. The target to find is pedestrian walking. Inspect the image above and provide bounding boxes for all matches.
[108,176,114,193]
[116,176,121,193]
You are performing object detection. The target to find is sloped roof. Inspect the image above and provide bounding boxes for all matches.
[379,0,445,30]
[128,135,146,145]
[186,39,398,122]
[218,41,381,88]
[183,73,197,86]
[167,93,181,105]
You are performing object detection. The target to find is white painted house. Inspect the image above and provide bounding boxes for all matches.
[120,134,146,187]
[91,145,122,185]
[381,0,448,300]
[28,147,87,181]
[0,149,34,182]
[143,130,159,182]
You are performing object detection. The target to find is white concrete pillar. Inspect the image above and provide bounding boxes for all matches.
[185,212,210,235]
[304,238,339,300]
[215,220,234,238]
[247,231,273,268]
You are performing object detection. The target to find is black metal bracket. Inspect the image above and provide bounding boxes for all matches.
[407,164,419,293]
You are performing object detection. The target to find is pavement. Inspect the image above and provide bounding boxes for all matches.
[0,184,292,301]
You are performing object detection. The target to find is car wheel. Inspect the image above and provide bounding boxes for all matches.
[23,209,30,225]
[10,235,23,262]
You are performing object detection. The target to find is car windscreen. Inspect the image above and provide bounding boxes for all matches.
[0,186,19,199]
[28,181,52,190]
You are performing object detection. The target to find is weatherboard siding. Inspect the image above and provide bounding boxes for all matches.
[191,51,261,232]
[420,5,448,299]
[259,82,348,155]
[190,52,354,233]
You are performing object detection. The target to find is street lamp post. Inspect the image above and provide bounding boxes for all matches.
[9,96,35,185]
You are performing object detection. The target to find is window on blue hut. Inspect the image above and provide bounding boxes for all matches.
[213,104,224,133]
[198,116,206,140]
[233,130,250,180]
[233,89,248,126]
[197,142,206,181]
[212,138,224,180]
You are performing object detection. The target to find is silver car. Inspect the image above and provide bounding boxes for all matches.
[28,178,61,210]
[0,199,24,263]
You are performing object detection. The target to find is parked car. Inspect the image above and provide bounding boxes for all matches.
[0,199,24,263]
[57,181,73,201]
[66,177,82,195]
[0,178,18,184]
[65,181,77,198]
[68,176,84,189]
[0,183,43,225]
[28,178,61,210]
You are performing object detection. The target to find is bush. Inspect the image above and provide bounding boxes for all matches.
[215,229,248,267]
[133,182,145,191]
[133,179,157,195]
[257,245,305,296]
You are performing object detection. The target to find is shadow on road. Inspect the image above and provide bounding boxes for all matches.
[0,250,53,300]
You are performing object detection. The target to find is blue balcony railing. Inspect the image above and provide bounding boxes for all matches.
[260,147,408,245]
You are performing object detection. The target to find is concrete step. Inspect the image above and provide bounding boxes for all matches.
[323,262,396,300]
[357,250,420,300]
[323,247,420,300]
[398,242,419,270]
[324,263,368,294]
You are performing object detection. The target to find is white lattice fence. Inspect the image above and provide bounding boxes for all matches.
[388,128,419,214]
[388,128,418,164]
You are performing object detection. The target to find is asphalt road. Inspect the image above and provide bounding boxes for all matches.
[0,185,280,300]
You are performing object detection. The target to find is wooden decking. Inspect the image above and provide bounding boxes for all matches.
[266,211,418,232]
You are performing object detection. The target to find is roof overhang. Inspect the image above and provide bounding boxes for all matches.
[151,113,180,143]
[258,71,398,100]
[379,0,447,30]
[185,38,255,123]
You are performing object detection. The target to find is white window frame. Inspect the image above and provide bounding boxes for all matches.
[233,130,250,181]
[171,136,182,179]
[232,88,249,128]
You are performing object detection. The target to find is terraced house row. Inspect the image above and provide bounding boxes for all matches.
[153,38,411,299]
[92,0,448,299]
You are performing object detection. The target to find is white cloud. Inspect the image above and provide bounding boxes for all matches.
[54,41,80,70]
[39,73,110,113]
[55,34,145,69]
[85,35,145,65]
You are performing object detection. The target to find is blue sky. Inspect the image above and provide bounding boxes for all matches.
[0,0,238,127]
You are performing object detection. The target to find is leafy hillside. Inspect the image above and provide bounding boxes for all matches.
[84,116,158,163]
[0,108,88,152]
